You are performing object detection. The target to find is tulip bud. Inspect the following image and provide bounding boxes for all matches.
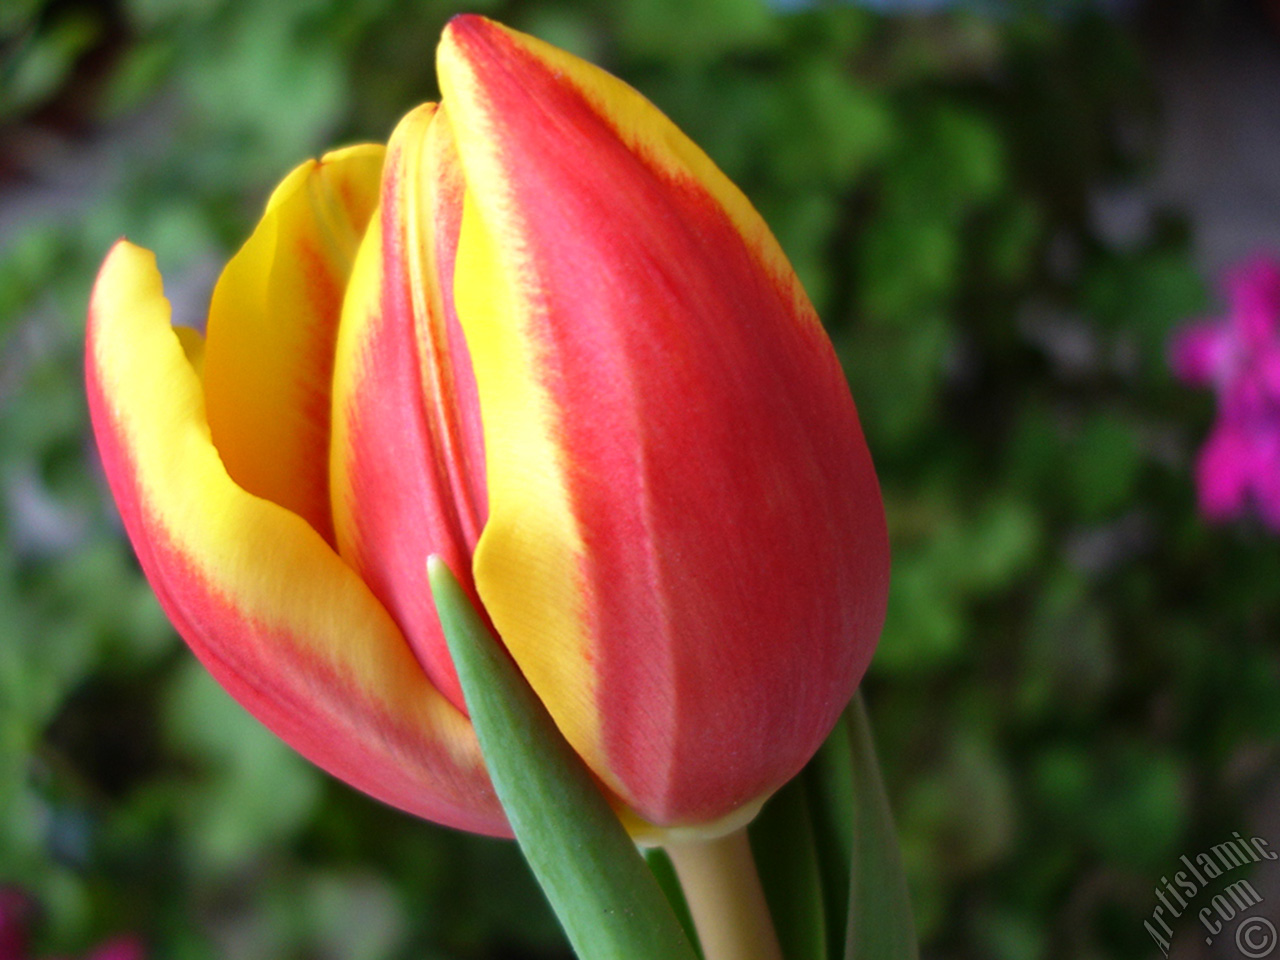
[85,15,889,838]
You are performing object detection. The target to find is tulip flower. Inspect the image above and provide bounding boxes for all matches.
[85,15,889,840]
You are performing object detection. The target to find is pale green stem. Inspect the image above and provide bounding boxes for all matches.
[664,827,784,960]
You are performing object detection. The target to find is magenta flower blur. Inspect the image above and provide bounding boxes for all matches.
[67,940,145,960]
[0,888,31,960]
[1169,255,1280,530]
[0,889,144,960]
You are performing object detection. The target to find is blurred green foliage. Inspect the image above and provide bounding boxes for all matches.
[1,1,1276,959]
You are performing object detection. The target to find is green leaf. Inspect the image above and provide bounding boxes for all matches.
[900,733,1016,877]
[643,847,704,958]
[749,775,827,960]
[805,717,854,960]
[428,558,700,960]
[0,11,102,121]
[844,692,918,960]
[1066,414,1143,520]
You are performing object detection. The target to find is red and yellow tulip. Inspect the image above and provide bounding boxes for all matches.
[85,15,890,838]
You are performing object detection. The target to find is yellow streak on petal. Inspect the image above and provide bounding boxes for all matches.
[451,186,604,776]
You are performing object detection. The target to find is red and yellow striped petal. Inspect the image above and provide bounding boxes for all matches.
[86,241,507,836]
[203,145,384,546]
[329,104,487,712]
[440,16,890,827]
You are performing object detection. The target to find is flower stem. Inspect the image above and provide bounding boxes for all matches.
[664,827,783,960]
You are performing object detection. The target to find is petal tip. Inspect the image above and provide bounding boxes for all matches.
[100,237,150,270]
[89,241,162,331]
[442,12,496,41]
[438,13,514,80]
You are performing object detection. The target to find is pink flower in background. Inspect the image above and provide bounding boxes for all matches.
[1170,255,1280,530]
[0,888,144,960]
[75,940,145,960]
[0,889,32,960]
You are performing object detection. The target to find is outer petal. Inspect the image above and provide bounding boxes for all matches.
[440,16,890,826]
[329,104,487,712]
[203,145,384,546]
[86,242,506,836]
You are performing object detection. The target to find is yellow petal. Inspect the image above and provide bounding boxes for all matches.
[203,144,384,545]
